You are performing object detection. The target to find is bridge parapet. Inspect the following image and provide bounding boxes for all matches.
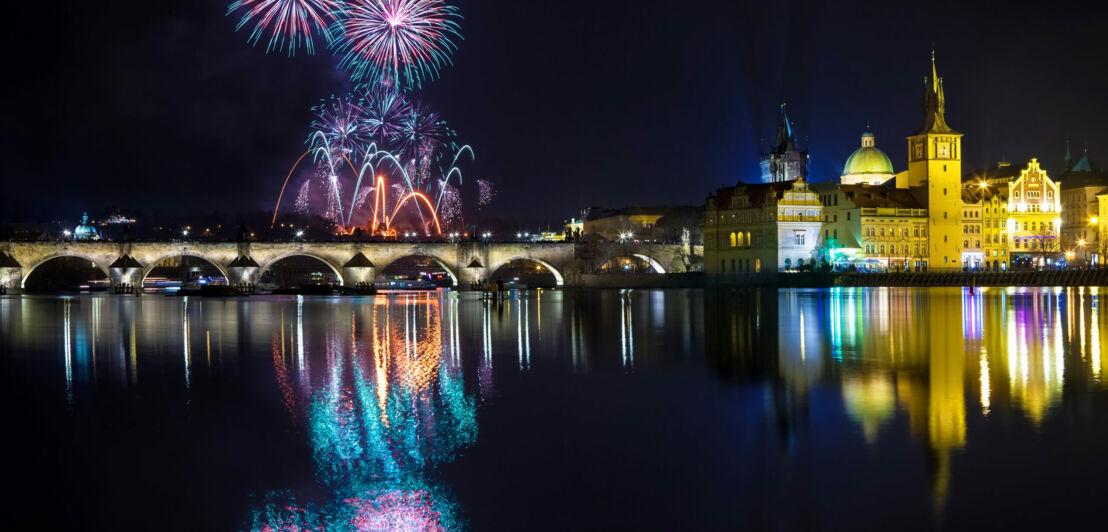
[1,240,694,291]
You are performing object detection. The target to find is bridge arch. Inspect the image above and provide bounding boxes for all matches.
[488,257,565,286]
[258,252,345,286]
[141,252,230,284]
[631,254,666,274]
[21,253,111,289]
[599,253,666,274]
[376,254,459,286]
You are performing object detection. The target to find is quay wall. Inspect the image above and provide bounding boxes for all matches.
[710,270,1108,288]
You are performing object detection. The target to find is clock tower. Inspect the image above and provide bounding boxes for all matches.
[897,51,963,271]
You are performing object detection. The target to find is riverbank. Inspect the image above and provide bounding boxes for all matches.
[710,269,1108,288]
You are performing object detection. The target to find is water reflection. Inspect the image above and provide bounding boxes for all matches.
[251,293,477,530]
[7,287,1108,528]
[708,286,1108,515]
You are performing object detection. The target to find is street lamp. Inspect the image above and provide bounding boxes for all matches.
[295,230,304,239]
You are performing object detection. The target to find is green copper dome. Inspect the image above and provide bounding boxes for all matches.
[843,131,894,175]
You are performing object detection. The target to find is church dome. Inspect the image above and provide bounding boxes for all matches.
[73,212,100,241]
[843,131,895,176]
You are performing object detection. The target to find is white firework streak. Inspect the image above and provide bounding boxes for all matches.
[294,180,311,214]
[437,182,461,224]
[354,186,373,210]
[477,179,495,206]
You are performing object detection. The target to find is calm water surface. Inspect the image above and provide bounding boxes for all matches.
[3,288,1108,530]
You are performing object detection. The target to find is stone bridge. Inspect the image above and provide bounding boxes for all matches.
[0,240,692,291]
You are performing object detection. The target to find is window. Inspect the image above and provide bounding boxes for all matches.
[746,232,752,247]
[736,232,744,246]
[964,240,969,249]
[834,229,838,239]
[880,244,886,255]
[755,259,761,272]
[847,212,851,221]
[729,232,737,247]
[795,232,805,245]
[976,240,981,248]
[944,236,948,243]
[730,259,735,273]
[944,212,948,219]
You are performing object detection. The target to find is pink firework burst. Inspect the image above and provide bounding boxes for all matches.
[332,0,462,88]
[227,0,343,56]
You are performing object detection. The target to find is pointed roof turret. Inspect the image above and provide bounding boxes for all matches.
[1072,146,1097,172]
[914,51,959,135]
[774,102,798,153]
[1064,139,1073,171]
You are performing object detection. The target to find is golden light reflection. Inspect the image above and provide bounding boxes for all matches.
[979,348,990,416]
[841,374,895,444]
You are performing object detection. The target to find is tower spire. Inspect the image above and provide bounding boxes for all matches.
[914,50,956,135]
[931,49,939,94]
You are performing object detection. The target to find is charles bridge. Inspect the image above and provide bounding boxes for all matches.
[0,240,695,291]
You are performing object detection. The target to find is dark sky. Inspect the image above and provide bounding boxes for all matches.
[3,0,1107,223]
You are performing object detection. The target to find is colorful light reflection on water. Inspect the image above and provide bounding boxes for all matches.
[7,288,1108,529]
[251,292,476,531]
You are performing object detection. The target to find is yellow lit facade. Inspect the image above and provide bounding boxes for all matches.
[705,52,1074,274]
[1006,159,1061,268]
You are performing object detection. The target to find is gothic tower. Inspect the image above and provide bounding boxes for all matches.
[897,52,963,270]
[758,103,810,183]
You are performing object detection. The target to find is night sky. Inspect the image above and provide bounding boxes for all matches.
[3,0,1107,223]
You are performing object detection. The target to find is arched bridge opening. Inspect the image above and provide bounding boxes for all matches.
[259,254,344,290]
[376,255,458,289]
[598,254,665,274]
[22,255,109,292]
[142,254,228,292]
[487,258,564,288]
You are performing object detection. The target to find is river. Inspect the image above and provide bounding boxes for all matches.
[1,287,1106,530]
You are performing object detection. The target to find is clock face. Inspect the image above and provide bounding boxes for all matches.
[913,142,924,160]
[937,142,950,159]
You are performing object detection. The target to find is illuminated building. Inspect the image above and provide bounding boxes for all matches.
[704,177,823,273]
[758,103,810,183]
[980,188,1010,270]
[706,51,1069,275]
[1058,145,1107,263]
[812,183,929,271]
[581,205,701,242]
[1005,159,1061,268]
[959,194,984,269]
[72,212,100,241]
[896,52,964,270]
[840,129,895,186]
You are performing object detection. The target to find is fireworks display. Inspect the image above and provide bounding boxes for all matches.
[309,93,368,159]
[227,0,342,56]
[228,0,484,234]
[477,178,494,206]
[360,82,412,146]
[331,0,463,88]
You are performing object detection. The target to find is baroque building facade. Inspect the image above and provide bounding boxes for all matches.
[706,51,1071,277]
